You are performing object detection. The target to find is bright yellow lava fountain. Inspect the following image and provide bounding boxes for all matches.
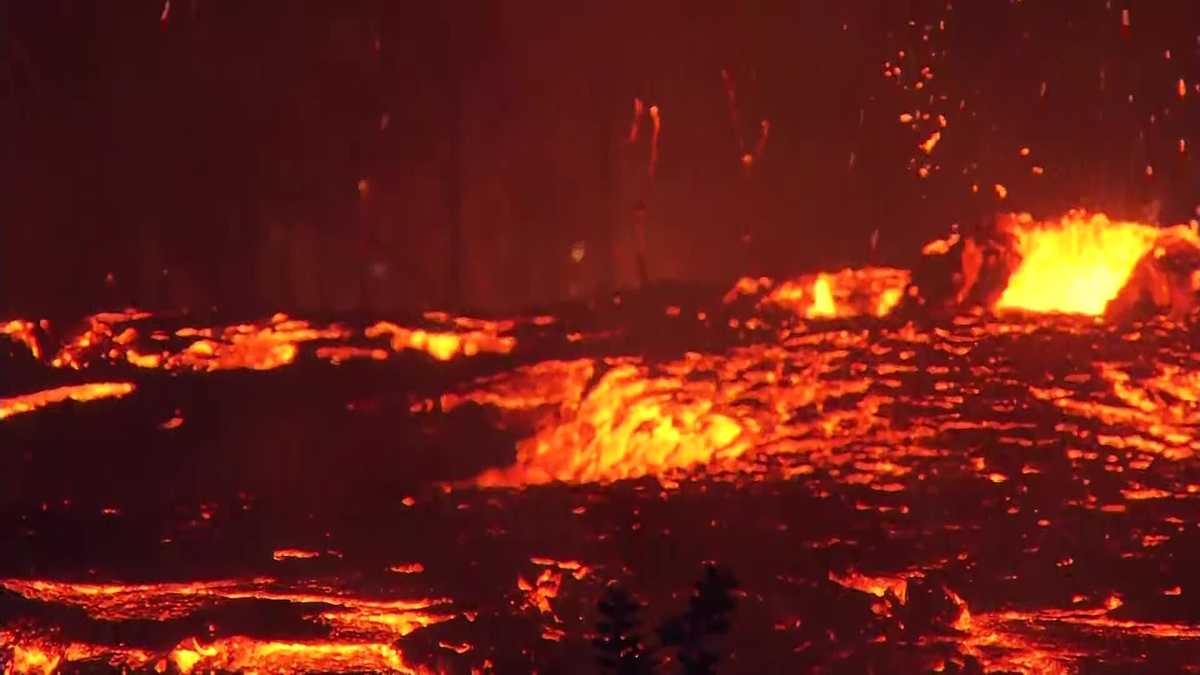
[994,212,1159,315]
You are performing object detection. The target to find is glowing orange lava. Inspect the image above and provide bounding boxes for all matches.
[440,359,596,414]
[9,206,1200,673]
[994,212,1161,315]
[828,569,909,604]
[473,331,895,486]
[316,345,391,364]
[366,321,516,361]
[0,577,452,674]
[272,548,321,561]
[167,637,425,675]
[759,267,910,320]
[0,382,135,421]
[49,309,151,370]
[474,358,750,486]
[958,600,1200,674]
[1,631,156,674]
[1,319,41,360]
[1,630,435,675]
[6,310,526,380]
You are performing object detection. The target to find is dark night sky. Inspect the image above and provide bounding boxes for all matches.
[2,1,1200,316]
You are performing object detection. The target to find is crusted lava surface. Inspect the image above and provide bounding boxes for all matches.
[3,280,1200,673]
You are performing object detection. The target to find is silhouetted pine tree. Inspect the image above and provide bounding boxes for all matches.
[657,565,738,675]
[594,585,655,675]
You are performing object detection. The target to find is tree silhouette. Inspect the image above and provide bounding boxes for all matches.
[594,584,655,675]
[596,566,739,675]
[657,565,739,675]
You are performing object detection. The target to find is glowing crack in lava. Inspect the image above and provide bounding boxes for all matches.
[0,382,135,421]
[994,212,1165,315]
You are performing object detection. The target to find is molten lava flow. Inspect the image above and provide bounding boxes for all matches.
[808,275,837,317]
[0,577,452,674]
[4,639,63,675]
[994,212,1160,315]
[1031,361,1200,462]
[722,275,774,303]
[475,359,750,486]
[440,359,596,415]
[1,629,431,675]
[516,569,563,617]
[0,630,157,674]
[46,312,351,372]
[761,267,910,320]
[0,382,135,421]
[0,578,450,638]
[164,317,349,371]
[167,637,423,675]
[316,345,391,364]
[50,309,151,369]
[956,598,1200,674]
[11,232,1200,673]
[272,548,321,561]
[31,309,521,375]
[529,557,592,581]
[921,232,960,255]
[366,321,516,361]
[473,334,894,486]
[1106,224,1200,319]
[828,567,1200,674]
[1,319,41,359]
[828,569,909,604]
[463,302,1200,497]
